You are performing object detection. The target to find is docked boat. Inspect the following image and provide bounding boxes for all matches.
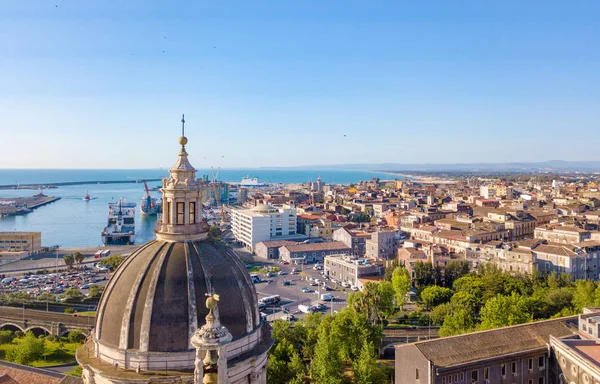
[101,198,136,245]
[140,181,162,215]
[240,176,266,187]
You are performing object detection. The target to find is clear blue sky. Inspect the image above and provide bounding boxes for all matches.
[1,1,599,169]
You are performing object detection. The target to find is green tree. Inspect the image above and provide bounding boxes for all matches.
[383,259,400,281]
[208,226,222,240]
[87,284,105,300]
[420,286,453,310]
[479,293,531,330]
[439,308,476,337]
[63,253,75,270]
[5,332,45,365]
[61,287,84,303]
[377,280,396,319]
[99,254,125,271]
[413,262,435,287]
[430,303,451,326]
[450,291,478,315]
[453,275,484,300]
[37,291,56,303]
[444,261,470,287]
[0,330,14,344]
[391,266,411,306]
[573,280,596,312]
[353,341,387,384]
[67,330,86,343]
[309,324,344,384]
[73,252,85,267]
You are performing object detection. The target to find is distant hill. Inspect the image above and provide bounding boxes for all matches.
[265,160,600,173]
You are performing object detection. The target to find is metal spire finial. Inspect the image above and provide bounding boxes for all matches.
[181,114,185,137]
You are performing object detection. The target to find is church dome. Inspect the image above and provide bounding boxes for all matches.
[79,116,271,383]
[95,239,260,353]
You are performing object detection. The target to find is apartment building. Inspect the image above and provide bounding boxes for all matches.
[230,204,300,252]
[333,227,371,256]
[278,241,351,264]
[365,230,398,260]
[534,225,592,244]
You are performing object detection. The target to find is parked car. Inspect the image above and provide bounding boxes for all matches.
[278,271,287,275]
[301,287,312,293]
[282,281,291,286]
[280,314,296,322]
[350,285,359,291]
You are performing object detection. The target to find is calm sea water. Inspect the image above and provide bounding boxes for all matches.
[0,169,402,247]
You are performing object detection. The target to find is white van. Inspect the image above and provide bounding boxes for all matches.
[298,304,315,314]
[320,293,333,301]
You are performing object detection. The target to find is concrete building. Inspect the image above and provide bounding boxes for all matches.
[230,204,299,252]
[77,120,271,384]
[365,230,398,260]
[323,254,382,288]
[0,232,42,256]
[254,240,296,260]
[333,227,371,256]
[279,241,351,264]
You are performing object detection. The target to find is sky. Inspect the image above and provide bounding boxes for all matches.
[1,1,599,169]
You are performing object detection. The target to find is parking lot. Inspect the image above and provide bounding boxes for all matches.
[251,259,350,322]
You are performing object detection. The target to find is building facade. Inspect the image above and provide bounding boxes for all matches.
[323,254,382,288]
[365,230,398,260]
[0,232,42,256]
[279,241,351,263]
[230,204,298,252]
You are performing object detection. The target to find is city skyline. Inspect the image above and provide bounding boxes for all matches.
[1,1,599,169]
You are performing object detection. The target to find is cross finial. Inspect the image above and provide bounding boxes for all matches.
[181,114,185,137]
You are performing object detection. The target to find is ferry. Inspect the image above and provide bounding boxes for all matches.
[101,198,136,245]
[240,176,266,187]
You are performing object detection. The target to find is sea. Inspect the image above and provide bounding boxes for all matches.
[0,169,402,247]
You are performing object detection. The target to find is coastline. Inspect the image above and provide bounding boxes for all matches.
[374,171,457,184]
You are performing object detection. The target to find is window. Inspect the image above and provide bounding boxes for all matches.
[176,202,184,224]
[443,377,446,384]
[529,380,533,384]
[471,370,478,383]
[538,378,544,384]
[528,358,533,371]
[484,367,489,380]
[415,368,419,379]
[512,361,517,375]
[461,373,464,381]
[538,356,545,370]
[454,374,458,382]
[189,202,196,224]
[166,202,171,224]
[449,375,452,383]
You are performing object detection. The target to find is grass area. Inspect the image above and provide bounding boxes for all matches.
[75,311,96,317]
[0,336,83,367]
[248,265,280,274]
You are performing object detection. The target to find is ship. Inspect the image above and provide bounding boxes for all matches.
[240,176,266,187]
[101,198,136,245]
[140,181,162,215]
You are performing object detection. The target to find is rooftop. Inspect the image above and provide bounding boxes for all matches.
[402,317,576,368]
[281,241,350,253]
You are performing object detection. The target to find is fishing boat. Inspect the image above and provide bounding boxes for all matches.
[101,198,136,245]
[140,181,162,215]
[83,191,91,201]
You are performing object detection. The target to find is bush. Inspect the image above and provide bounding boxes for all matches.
[0,330,14,344]
[64,307,75,314]
[45,334,57,342]
[15,331,24,338]
[5,332,45,365]
[67,330,85,343]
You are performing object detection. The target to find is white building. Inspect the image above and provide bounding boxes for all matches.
[231,204,299,252]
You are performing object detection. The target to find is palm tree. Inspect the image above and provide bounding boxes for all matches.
[63,254,75,270]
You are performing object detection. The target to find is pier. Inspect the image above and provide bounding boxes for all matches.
[0,178,162,190]
[0,196,61,217]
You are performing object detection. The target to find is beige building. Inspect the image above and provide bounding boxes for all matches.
[535,225,592,244]
[323,254,382,288]
[365,230,398,260]
[0,232,42,256]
